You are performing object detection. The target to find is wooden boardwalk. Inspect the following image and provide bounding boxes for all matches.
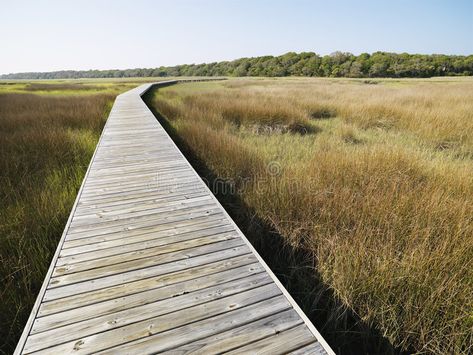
[15,81,334,355]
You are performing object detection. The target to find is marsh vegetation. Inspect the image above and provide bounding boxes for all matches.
[147,77,473,354]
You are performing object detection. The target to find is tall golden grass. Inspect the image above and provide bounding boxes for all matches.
[148,78,473,354]
[0,91,114,353]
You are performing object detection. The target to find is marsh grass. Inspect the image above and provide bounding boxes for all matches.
[0,90,115,353]
[24,83,99,91]
[147,78,473,354]
[0,78,158,96]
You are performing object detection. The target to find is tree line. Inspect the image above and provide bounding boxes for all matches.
[2,52,472,79]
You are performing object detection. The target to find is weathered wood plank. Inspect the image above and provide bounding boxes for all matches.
[73,191,210,219]
[24,283,281,353]
[69,195,213,227]
[33,263,265,333]
[289,341,329,354]
[60,223,232,256]
[65,207,223,240]
[96,297,293,355]
[39,254,258,317]
[65,211,226,242]
[75,186,207,211]
[167,309,304,354]
[48,240,248,295]
[61,215,228,249]
[82,169,194,188]
[51,233,240,283]
[225,324,317,354]
[44,243,249,301]
[79,177,200,199]
[80,174,196,195]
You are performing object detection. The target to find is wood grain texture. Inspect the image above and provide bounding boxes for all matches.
[15,80,333,355]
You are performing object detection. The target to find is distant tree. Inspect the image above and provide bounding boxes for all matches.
[349,61,363,77]
[2,52,472,79]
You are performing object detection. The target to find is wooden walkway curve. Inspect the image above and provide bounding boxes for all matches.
[15,80,334,355]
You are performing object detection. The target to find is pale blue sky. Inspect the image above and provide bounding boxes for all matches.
[1,0,472,74]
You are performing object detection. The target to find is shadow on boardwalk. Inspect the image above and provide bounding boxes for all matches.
[144,91,404,355]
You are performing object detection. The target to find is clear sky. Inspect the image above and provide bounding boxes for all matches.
[1,0,472,74]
